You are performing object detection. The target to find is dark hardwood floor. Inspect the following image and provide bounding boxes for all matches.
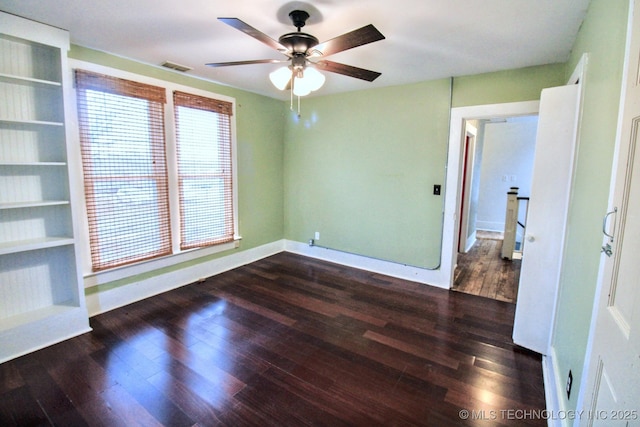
[453,237,521,304]
[0,252,544,426]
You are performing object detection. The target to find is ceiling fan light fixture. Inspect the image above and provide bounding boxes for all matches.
[293,67,324,97]
[293,76,312,97]
[269,66,292,90]
[270,64,325,97]
[303,67,325,92]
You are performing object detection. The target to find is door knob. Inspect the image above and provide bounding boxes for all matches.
[526,234,535,243]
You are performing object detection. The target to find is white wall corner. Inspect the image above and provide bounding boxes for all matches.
[85,239,285,316]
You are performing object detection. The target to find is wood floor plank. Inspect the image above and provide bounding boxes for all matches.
[0,362,23,394]
[12,356,90,426]
[0,252,545,426]
[0,386,49,427]
[453,237,521,304]
[146,369,228,426]
[98,383,166,427]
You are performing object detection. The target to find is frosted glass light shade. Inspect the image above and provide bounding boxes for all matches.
[293,67,325,96]
[293,76,312,96]
[304,67,325,91]
[269,66,292,90]
[271,65,325,97]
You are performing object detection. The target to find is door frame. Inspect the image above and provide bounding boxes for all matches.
[442,101,540,288]
[458,122,478,253]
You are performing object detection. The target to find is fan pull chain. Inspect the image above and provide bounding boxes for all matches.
[288,78,302,118]
[287,93,302,117]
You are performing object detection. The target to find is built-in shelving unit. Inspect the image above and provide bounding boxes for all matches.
[0,12,90,363]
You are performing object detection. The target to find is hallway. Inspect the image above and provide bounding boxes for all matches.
[452,234,521,304]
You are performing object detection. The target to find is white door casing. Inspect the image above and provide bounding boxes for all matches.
[444,101,540,288]
[458,122,478,253]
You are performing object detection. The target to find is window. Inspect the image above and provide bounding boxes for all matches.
[75,70,237,272]
[75,70,171,271]
[173,91,234,249]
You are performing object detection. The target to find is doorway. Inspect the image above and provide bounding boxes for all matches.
[441,101,540,293]
[451,114,539,302]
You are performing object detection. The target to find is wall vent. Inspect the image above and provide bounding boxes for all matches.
[161,61,192,72]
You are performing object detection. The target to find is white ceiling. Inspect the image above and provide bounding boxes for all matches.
[0,0,590,100]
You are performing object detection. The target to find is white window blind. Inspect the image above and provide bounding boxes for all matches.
[75,70,171,271]
[173,91,234,249]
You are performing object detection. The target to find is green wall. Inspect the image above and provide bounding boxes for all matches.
[551,0,628,413]
[284,80,451,267]
[452,63,566,107]
[284,65,564,267]
[69,46,286,291]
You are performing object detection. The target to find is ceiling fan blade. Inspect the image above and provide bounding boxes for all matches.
[218,18,288,52]
[313,24,385,57]
[206,59,288,67]
[315,60,381,82]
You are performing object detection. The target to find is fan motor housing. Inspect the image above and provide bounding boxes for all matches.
[279,32,319,54]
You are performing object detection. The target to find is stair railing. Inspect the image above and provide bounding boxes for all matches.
[501,187,529,260]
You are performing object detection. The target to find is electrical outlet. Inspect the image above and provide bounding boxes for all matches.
[315,231,320,240]
[566,370,573,399]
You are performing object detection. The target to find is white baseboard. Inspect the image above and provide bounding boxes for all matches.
[284,240,449,289]
[464,231,477,253]
[85,239,451,317]
[476,222,505,233]
[85,240,285,316]
[543,347,569,427]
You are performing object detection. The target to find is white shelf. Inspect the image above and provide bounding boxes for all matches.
[0,11,90,363]
[0,200,70,209]
[0,237,75,255]
[0,72,61,87]
[0,303,76,331]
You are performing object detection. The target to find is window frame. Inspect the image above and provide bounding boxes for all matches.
[68,60,240,286]
[173,91,235,250]
[75,69,173,271]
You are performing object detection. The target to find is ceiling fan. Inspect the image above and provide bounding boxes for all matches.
[206,10,385,97]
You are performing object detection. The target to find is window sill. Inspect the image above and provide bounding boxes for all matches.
[83,236,241,288]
